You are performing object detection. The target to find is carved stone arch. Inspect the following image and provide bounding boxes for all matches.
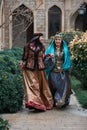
[12,4,34,48]
[48,5,62,38]
[70,11,78,30]
[75,3,87,31]
[70,3,87,31]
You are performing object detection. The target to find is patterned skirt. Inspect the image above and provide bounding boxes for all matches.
[48,71,72,108]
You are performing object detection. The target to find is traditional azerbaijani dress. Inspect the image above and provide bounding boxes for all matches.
[45,40,72,108]
[21,41,53,111]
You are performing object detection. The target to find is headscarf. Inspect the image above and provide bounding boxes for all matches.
[54,33,62,39]
[45,35,72,79]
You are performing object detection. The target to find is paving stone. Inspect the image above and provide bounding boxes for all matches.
[1,94,87,130]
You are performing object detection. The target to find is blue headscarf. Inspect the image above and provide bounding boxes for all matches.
[45,39,72,79]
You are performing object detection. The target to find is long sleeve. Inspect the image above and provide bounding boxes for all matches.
[22,45,28,61]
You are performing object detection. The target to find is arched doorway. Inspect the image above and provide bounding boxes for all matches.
[75,5,87,31]
[48,5,62,38]
[12,4,34,48]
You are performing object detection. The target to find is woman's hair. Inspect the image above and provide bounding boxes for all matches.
[30,33,43,43]
[31,33,44,50]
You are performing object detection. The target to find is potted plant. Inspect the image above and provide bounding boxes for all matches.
[0,117,10,130]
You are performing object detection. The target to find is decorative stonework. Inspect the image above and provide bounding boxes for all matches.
[0,0,87,50]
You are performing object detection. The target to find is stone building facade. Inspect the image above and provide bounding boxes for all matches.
[0,0,87,49]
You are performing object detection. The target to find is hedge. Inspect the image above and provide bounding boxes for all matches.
[0,47,24,113]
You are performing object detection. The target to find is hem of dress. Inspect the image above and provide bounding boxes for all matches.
[25,101,46,111]
[46,105,53,110]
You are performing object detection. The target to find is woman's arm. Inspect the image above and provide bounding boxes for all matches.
[19,44,28,70]
[19,60,24,70]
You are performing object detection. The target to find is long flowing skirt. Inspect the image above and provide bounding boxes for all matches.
[48,71,72,108]
[22,69,53,110]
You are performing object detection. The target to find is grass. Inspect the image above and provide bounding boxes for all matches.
[71,76,87,109]
[76,90,87,108]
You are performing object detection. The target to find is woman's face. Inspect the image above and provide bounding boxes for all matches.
[39,36,44,43]
[55,37,62,47]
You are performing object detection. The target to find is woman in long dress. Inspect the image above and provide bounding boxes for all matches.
[45,34,73,108]
[20,33,53,111]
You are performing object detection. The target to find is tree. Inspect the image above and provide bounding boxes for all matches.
[0,0,43,48]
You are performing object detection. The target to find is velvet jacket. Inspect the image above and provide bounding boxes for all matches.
[22,43,45,70]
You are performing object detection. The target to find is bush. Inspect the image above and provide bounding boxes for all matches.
[76,90,87,108]
[69,32,87,89]
[59,31,82,44]
[0,117,10,130]
[0,47,24,113]
[71,76,82,90]
[0,47,23,60]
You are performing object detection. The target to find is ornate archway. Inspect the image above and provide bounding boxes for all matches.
[12,4,34,48]
[48,5,62,38]
[75,5,87,31]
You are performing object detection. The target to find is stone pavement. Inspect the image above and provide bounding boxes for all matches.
[1,94,87,130]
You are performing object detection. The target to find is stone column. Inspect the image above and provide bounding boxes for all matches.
[9,15,12,49]
[64,0,71,31]
[36,9,45,33]
[0,0,5,50]
[34,10,37,33]
[61,9,65,31]
[0,7,2,50]
[45,10,48,40]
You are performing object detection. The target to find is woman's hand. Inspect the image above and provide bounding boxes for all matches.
[19,60,24,70]
[49,54,54,58]
[45,54,54,58]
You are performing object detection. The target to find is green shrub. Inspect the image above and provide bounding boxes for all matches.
[0,117,10,130]
[76,90,87,108]
[70,42,87,89]
[59,31,82,44]
[0,47,24,113]
[71,76,87,108]
[71,76,82,90]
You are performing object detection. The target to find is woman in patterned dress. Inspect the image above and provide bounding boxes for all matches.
[45,34,73,108]
[20,33,53,111]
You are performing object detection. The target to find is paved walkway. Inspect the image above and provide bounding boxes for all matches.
[2,94,87,130]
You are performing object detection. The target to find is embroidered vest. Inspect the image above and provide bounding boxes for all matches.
[53,47,63,72]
